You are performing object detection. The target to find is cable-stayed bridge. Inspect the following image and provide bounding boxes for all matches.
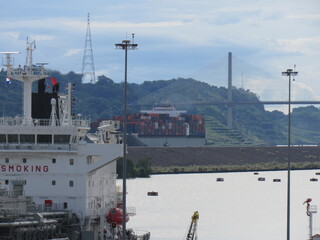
[191,52,320,128]
[141,52,320,129]
[172,100,320,106]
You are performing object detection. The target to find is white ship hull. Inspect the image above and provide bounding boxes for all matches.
[0,41,148,240]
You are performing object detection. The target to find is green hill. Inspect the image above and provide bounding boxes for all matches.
[0,71,319,146]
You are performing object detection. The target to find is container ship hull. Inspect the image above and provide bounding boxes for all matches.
[114,105,206,147]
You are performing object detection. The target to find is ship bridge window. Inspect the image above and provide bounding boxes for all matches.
[37,135,52,144]
[20,134,35,143]
[8,134,18,143]
[0,134,6,143]
[72,136,77,143]
[69,158,74,165]
[87,156,94,164]
[69,180,74,187]
[54,135,70,144]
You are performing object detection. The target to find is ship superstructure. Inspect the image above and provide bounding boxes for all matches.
[0,41,125,239]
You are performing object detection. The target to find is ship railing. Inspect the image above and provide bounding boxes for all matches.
[7,65,47,77]
[0,189,25,197]
[33,118,90,127]
[0,143,78,151]
[29,203,69,213]
[34,119,53,126]
[35,143,78,151]
[310,205,317,213]
[72,119,90,128]
[0,117,88,128]
[0,208,24,216]
[128,230,151,240]
[0,116,23,126]
[127,206,136,216]
[86,206,135,219]
[0,117,90,128]
[37,119,90,127]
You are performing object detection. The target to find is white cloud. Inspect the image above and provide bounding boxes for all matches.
[265,80,320,114]
[3,32,20,40]
[30,34,56,41]
[95,69,110,78]
[287,14,320,20]
[64,48,82,57]
[246,77,285,100]
[0,0,319,114]
[292,82,320,101]
[271,37,320,55]
[94,21,185,29]
[265,105,289,114]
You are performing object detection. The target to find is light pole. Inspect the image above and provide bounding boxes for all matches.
[115,35,138,240]
[282,68,298,240]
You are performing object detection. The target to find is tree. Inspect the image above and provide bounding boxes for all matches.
[116,157,152,179]
[135,157,152,178]
[116,158,136,179]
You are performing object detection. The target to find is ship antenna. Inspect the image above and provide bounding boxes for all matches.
[1,40,48,126]
[0,51,20,73]
[25,38,36,69]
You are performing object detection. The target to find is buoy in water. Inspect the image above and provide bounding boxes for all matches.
[147,191,158,196]
[216,177,224,182]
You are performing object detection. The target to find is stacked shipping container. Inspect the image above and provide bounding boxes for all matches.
[113,112,205,138]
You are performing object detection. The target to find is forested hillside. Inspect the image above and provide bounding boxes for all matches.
[1,70,320,146]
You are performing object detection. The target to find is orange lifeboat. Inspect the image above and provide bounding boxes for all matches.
[106,208,129,225]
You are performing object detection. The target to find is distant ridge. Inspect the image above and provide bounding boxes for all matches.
[1,71,320,146]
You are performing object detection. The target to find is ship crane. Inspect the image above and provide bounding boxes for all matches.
[186,211,199,240]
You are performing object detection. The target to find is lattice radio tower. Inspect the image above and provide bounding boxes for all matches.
[82,13,96,83]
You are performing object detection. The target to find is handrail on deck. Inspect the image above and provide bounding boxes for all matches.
[0,117,90,128]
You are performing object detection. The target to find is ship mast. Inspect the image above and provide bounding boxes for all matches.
[1,39,48,126]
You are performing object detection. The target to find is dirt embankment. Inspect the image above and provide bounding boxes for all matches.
[127,146,320,167]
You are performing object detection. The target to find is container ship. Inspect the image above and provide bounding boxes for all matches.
[0,41,150,240]
[113,105,206,147]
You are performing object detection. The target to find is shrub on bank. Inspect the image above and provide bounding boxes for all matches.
[151,161,320,174]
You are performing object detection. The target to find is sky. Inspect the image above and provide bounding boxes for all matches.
[0,0,319,112]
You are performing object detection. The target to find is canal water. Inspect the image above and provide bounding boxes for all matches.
[118,170,320,240]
